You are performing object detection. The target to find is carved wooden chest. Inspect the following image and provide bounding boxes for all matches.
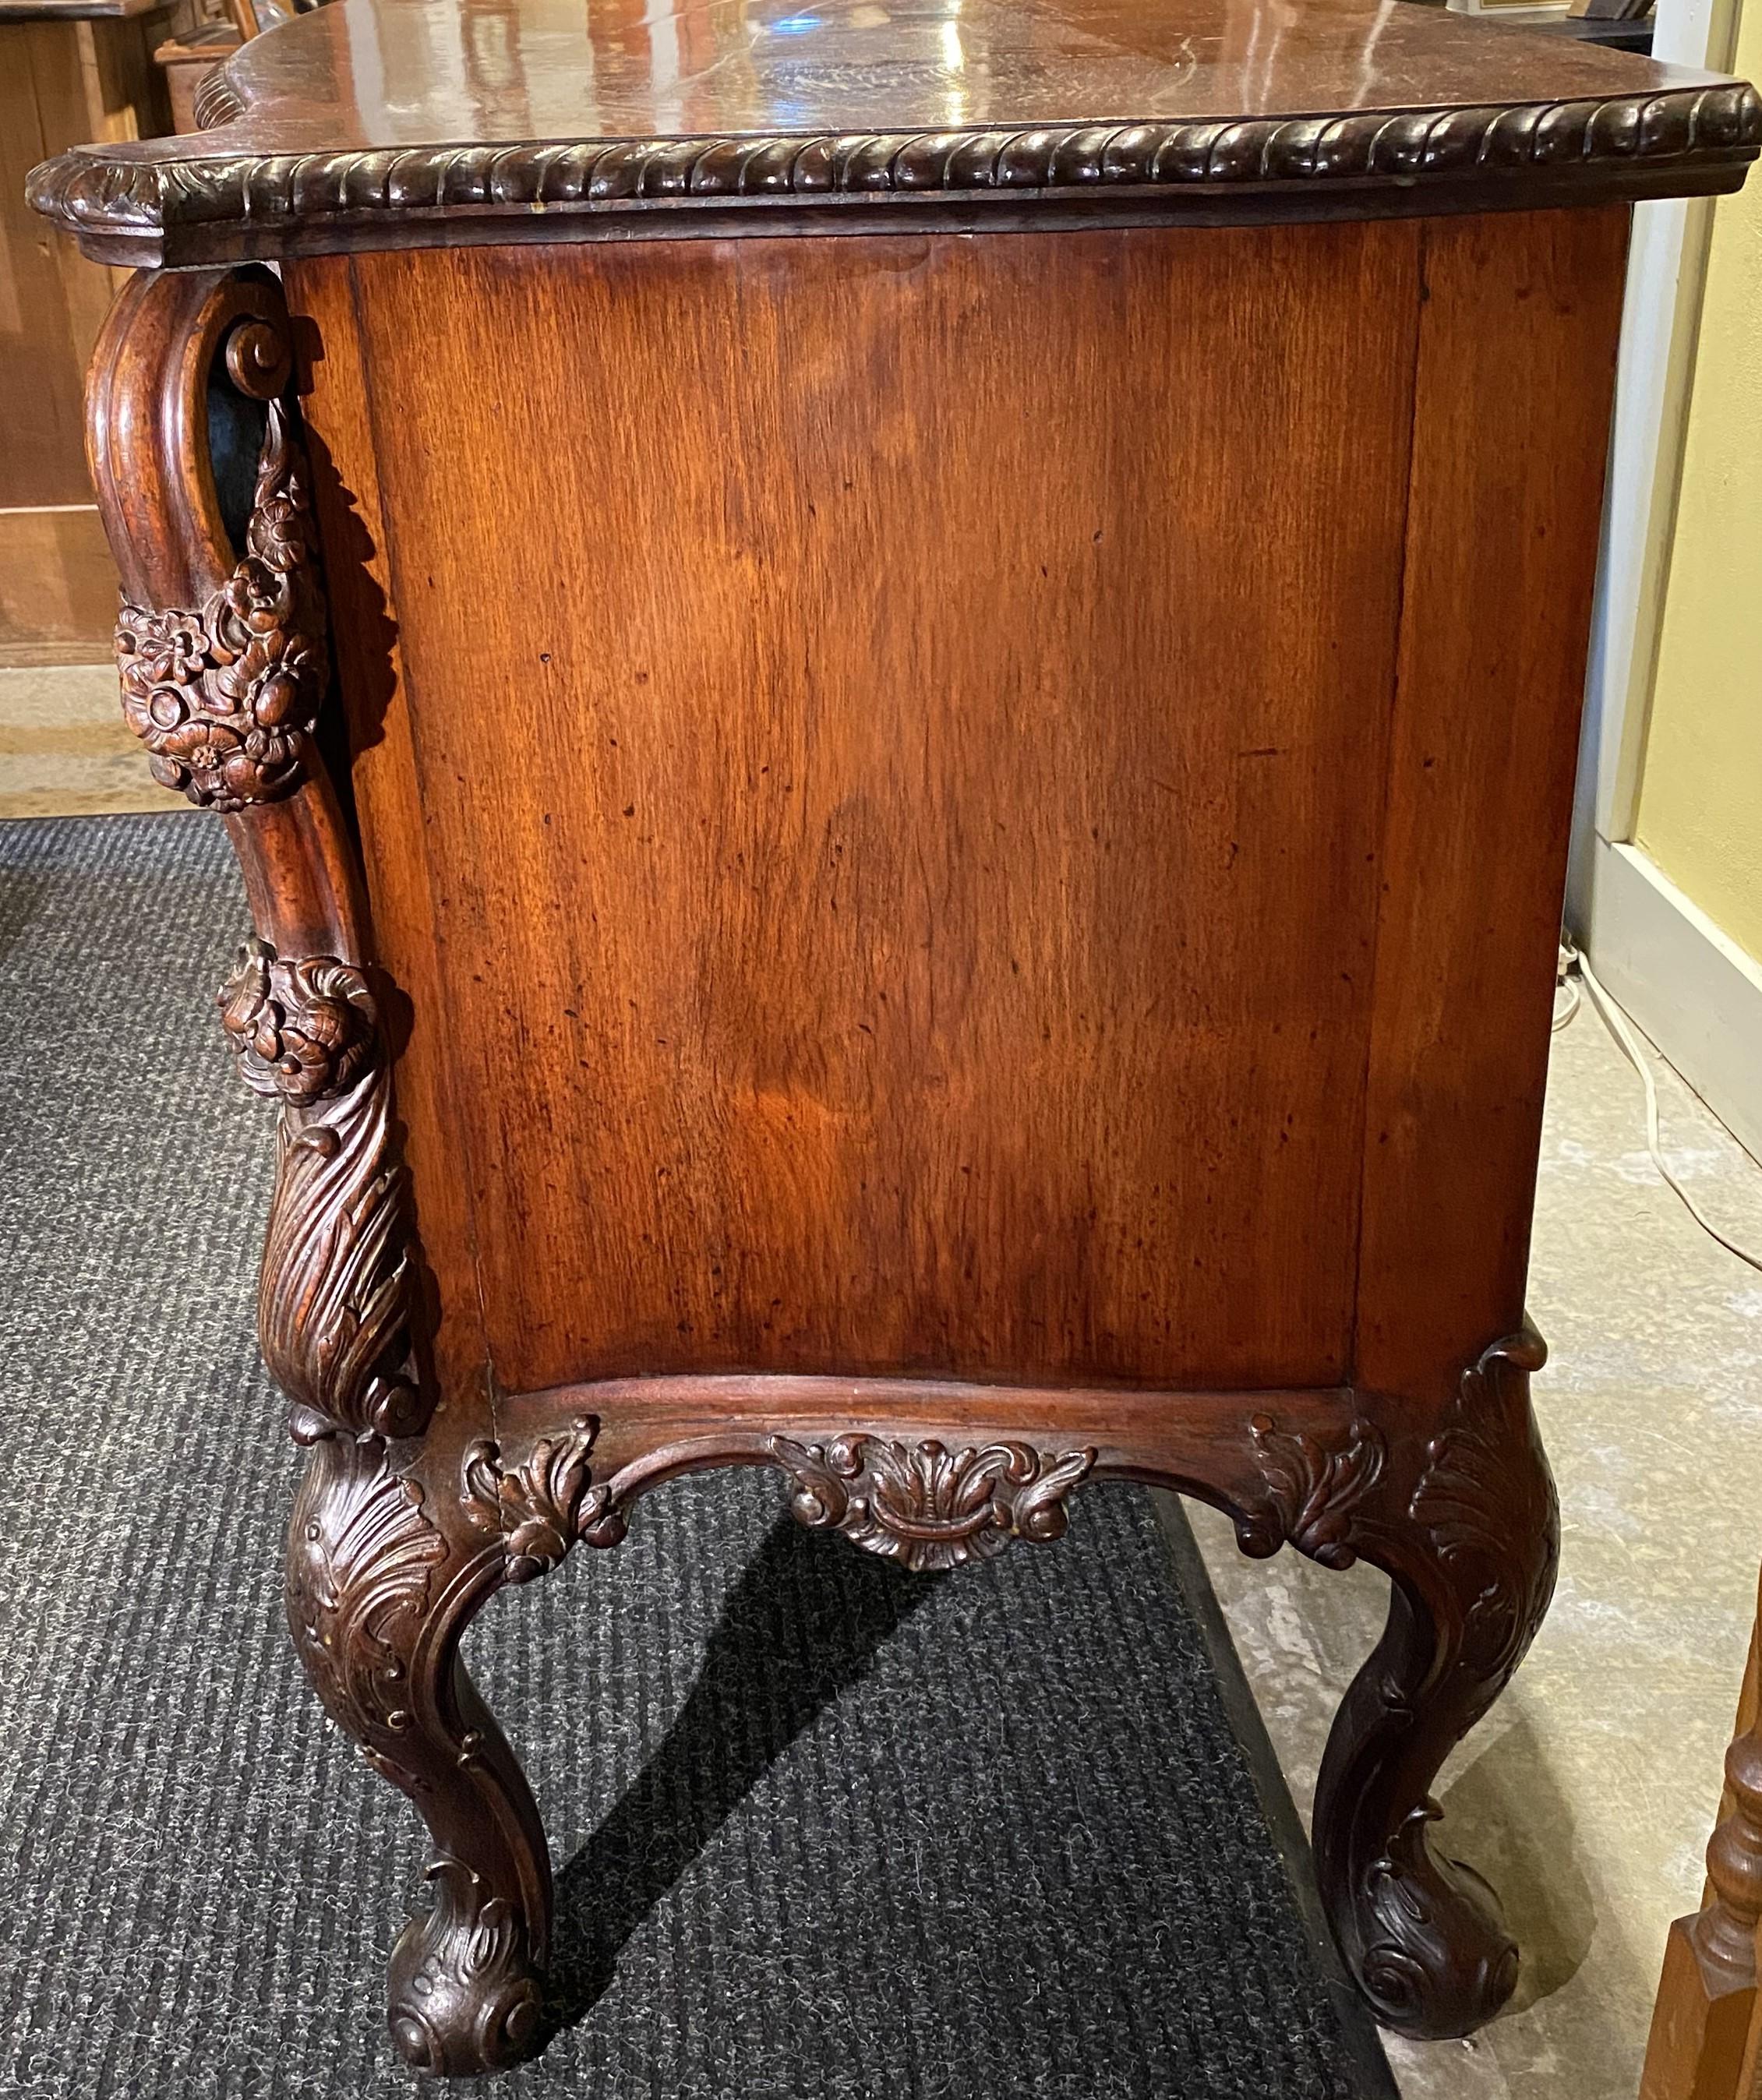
[30,0,1760,2071]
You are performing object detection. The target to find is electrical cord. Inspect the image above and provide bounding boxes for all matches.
[1557,936,1762,1275]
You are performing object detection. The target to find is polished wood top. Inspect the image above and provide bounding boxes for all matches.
[28,0,1760,263]
[0,0,163,17]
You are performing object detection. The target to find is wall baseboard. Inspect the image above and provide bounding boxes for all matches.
[1581,836,1762,1168]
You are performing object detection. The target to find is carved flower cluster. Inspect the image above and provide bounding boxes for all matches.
[115,401,326,810]
[218,939,377,1103]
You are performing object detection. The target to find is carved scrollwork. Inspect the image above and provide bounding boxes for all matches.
[218,939,377,1103]
[768,1433,1096,1573]
[1310,1321,1558,2040]
[1409,1323,1557,1685]
[115,397,326,810]
[1357,1808,1517,2038]
[387,1855,545,2077]
[1235,1414,1386,1569]
[245,945,423,1445]
[286,1435,449,1791]
[460,1418,604,1583]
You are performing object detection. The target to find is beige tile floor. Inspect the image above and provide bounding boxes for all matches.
[0,662,170,818]
[1192,994,1762,2100]
[7,665,1757,2098]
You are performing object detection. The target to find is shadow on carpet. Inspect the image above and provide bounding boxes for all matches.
[0,814,1397,2099]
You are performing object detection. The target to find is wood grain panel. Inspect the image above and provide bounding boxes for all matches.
[1354,205,1630,1399]
[0,505,116,660]
[325,224,1421,1398]
[285,256,489,1412]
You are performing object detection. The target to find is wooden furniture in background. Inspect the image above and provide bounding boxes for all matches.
[0,0,182,665]
[1641,1576,1762,2100]
[28,0,1760,2075]
[154,17,239,132]
[155,0,327,135]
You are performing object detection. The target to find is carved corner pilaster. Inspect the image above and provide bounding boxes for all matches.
[90,267,429,1449]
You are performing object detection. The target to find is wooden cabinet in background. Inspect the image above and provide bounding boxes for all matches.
[0,0,182,665]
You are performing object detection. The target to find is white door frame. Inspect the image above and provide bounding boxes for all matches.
[1568,0,1743,929]
[1570,0,1762,1166]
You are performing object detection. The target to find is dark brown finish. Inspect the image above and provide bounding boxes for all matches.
[770,1435,1097,1572]
[115,383,327,808]
[26,0,1762,265]
[64,1,1732,2067]
[1641,1581,1762,2100]
[89,262,551,2077]
[0,0,165,17]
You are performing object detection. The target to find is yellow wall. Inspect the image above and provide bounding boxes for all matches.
[1633,0,1762,959]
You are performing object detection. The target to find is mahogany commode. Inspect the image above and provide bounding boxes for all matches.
[29,0,1760,2075]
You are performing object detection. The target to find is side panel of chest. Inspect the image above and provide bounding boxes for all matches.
[287,214,1612,1406]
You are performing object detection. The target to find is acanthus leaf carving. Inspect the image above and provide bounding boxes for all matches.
[460,1418,602,1583]
[115,397,326,810]
[1236,1414,1386,1569]
[1408,1323,1557,1685]
[387,1855,545,2077]
[244,944,424,1444]
[768,1433,1096,1573]
[286,1435,449,1790]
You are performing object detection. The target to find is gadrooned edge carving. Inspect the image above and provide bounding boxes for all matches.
[242,943,425,1445]
[387,1855,545,2077]
[286,1434,449,1793]
[460,1417,609,1582]
[1235,1414,1386,1569]
[115,395,327,809]
[769,1433,1096,1572]
[26,84,1762,245]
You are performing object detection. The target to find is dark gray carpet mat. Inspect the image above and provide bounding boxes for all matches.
[0,814,1392,2099]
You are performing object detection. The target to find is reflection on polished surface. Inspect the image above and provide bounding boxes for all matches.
[207,0,1724,153]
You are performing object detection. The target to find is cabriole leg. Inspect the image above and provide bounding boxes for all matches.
[1305,1328,1559,2038]
[86,260,564,2076]
[288,1432,553,2074]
